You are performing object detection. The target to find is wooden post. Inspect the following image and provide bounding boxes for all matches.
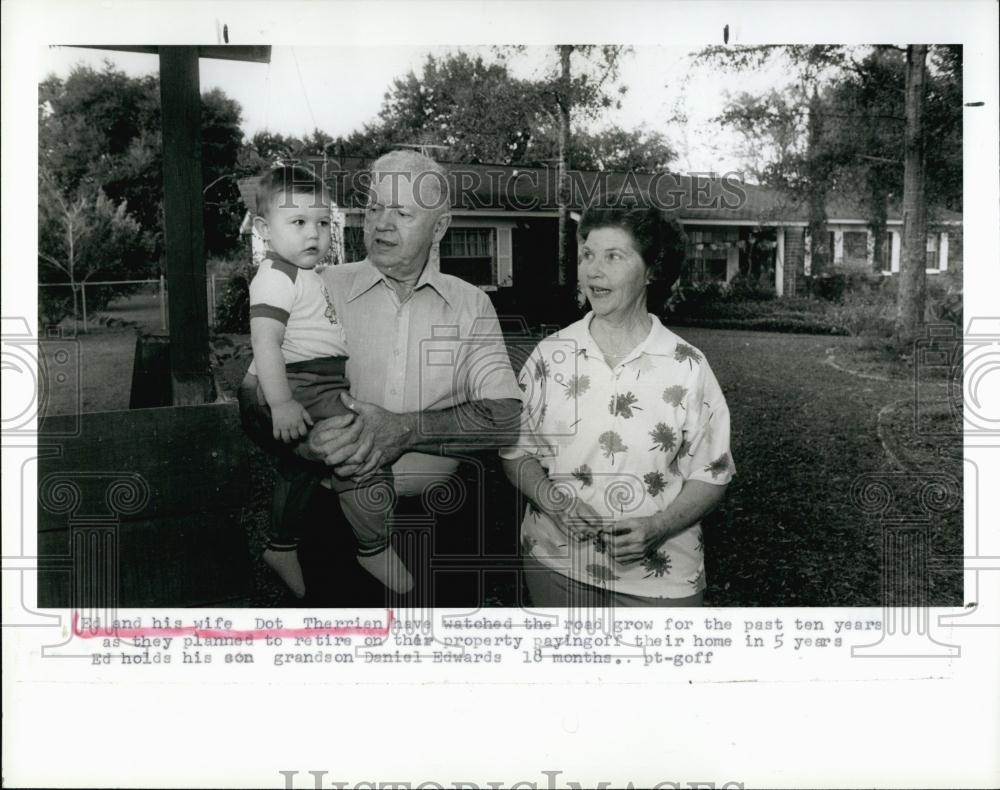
[159,46,214,405]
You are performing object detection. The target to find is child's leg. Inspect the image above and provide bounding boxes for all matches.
[334,472,413,594]
[281,356,413,593]
[261,357,353,597]
[263,461,322,598]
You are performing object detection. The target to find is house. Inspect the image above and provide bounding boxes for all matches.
[237,161,962,301]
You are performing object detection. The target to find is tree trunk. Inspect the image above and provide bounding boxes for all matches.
[805,87,829,276]
[556,45,573,293]
[895,44,928,345]
[868,180,889,274]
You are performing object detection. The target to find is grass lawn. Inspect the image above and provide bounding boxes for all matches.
[38,317,964,608]
[681,326,962,607]
[40,327,137,416]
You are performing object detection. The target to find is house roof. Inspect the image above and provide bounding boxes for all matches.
[236,161,962,226]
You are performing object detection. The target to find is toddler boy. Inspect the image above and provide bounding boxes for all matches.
[246,165,412,597]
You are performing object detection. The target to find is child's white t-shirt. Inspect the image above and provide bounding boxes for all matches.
[247,255,348,376]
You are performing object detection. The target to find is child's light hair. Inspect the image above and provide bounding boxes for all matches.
[255,165,330,217]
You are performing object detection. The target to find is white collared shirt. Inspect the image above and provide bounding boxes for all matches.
[322,259,523,492]
[501,312,735,598]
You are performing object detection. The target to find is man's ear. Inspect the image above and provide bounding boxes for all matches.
[253,215,270,240]
[432,211,451,243]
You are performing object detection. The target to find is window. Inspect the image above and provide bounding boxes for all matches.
[843,231,869,267]
[344,226,366,263]
[926,233,940,270]
[685,229,730,283]
[439,228,496,286]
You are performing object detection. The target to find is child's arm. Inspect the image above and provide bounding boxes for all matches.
[250,316,313,443]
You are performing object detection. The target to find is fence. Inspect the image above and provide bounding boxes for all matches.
[39,275,238,333]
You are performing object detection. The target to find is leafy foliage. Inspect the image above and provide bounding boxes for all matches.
[37,171,153,326]
[214,260,255,333]
[349,50,676,170]
[39,62,246,261]
[701,45,961,274]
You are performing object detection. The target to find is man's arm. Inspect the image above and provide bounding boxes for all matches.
[310,395,522,477]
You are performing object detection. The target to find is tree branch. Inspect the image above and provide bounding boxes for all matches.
[38,252,70,277]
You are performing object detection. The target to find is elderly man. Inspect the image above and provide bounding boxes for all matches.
[239,150,523,603]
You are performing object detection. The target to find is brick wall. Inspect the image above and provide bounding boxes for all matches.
[783,227,805,297]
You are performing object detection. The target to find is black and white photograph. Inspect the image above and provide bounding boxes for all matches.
[4,1,999,788]
[33,39,964,609]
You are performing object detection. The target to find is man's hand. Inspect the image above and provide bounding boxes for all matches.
[269,400,314,443]
[297,412,362,464]
[332,393,415,478]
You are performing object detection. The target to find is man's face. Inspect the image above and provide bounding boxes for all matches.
[256,190,332,269]
[363,171,449,280]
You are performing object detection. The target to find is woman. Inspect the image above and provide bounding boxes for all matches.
[501,206,734,607]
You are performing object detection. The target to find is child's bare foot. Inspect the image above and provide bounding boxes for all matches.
[263,547,306,598]
[357,545,414,594]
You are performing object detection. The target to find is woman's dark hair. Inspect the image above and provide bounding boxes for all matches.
[577,206,687,311]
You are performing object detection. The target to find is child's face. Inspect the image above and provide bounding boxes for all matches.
[256,190,332,268]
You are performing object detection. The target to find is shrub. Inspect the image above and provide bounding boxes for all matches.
[807,264,883,303]
[215,259,255,334]
[825,290,895,337]
[726,273,776,302]
[925,270,962,327]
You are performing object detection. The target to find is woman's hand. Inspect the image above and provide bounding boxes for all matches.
[607,481,728,564]
[606,515,669,564]
[547,496,606,541]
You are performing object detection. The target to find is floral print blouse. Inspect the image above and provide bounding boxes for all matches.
[501,313,735,599]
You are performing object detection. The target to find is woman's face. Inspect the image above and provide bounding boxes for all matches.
[578,226,649,320]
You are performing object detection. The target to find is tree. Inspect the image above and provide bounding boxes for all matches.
[566,127,677,173]
[533,45,630,291]
[38,169,152,327]
[895,45,929,344]
[699,46,850,275]
[702,44,960,281]
[344,49,673,172]
[39,62,247,262]
[366,52,543,164]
